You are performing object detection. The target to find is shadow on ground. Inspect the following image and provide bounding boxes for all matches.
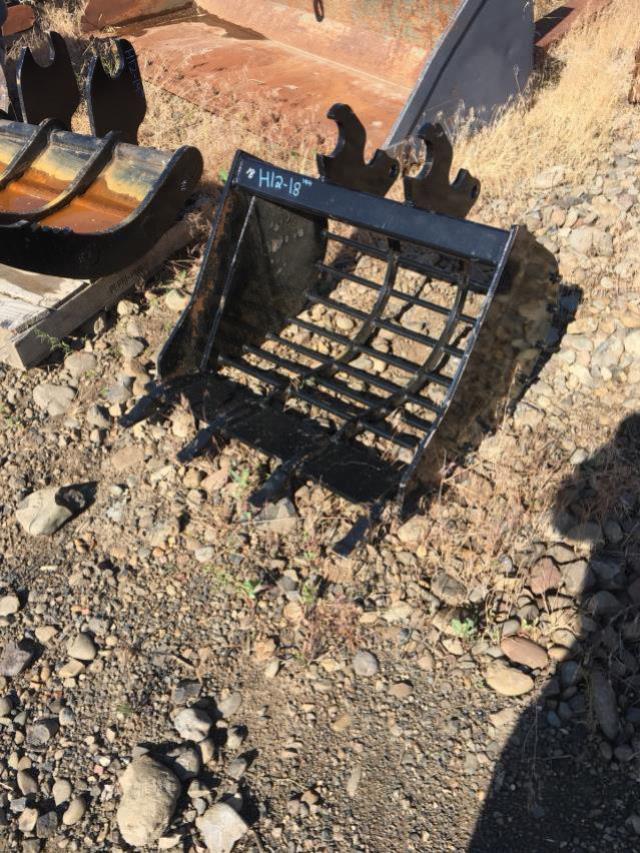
[470,413,640,852]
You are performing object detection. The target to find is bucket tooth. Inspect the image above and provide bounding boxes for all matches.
[17,32,80,128]
[317,104,399,197]
[404,123,480,218]
[87,39,147,145]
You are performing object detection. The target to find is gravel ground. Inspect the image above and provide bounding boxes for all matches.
[0,109,638,853]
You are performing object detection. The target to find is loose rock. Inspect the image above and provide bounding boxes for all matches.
[431,571,467,606]
[67,632,98,662]
[529,558,561,595]
[196,801,249,853]
[62,796,86,826]
[16,487,73,536]
[117,756,181,847]
[173,707,212,742]
[352,650,380,677]
[0,642,34,677]
[591,668,620,740]
[500,636,549,670]
[27,717,59,747]
[0,593,20,616]
[485,662,535,697]
[32,383,75,416]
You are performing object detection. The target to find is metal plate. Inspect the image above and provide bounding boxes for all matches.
[386,0,534,146]
[17,32,80,128]
[87,38,147,144]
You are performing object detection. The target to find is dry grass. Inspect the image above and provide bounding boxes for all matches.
[137,78,319,183]
[455,0,640,197]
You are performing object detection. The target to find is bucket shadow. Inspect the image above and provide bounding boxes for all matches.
[469,413,640,851]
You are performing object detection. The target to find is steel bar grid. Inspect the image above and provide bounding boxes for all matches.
[153,151,518,551]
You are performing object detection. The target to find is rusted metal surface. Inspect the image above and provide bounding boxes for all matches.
[2,3,35,37]
[534,0,612,50]
[127,0,535,150]
[0,117,203,277]
[127,12,408,149]
[82,0,192,31]
[198,0,459,88]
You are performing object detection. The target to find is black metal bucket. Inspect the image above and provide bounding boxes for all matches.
[124,108,558,553]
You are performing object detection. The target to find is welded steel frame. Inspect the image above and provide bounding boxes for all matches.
[140,151,517,551]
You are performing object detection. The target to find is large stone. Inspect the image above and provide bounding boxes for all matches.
[431,571,467,606]
[217,692,242,719]
[396,515,429,544]
[529,557,561,595]
[591,668,619,740]
[352,650,379,677]
[164,288,190,312]
[0,641,34,676]
[117,756,181,847]
[27,717,59,747]
[568,226,612,257]
[86,403,111,429]
[588,590,623,618]
[0,593,20,616]
[196,802,249,853]
[485,662,534,697]
[52,779,72,806]
[589,555,625,589]
[16,488,73,536]
[62,797,87,826]
[32,383,75,416]
[64,352,97,378]
[173,707,212,742]
[36,811,59,838]
[255,498,298,534]
[568,227,595,256]
[67,633,98,662]
[560,558,595,596]
[500,636,549,670]
[17,770,38,795]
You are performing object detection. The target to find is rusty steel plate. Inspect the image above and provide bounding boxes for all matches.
[2,2,35,36]
[82,0,192,31]
[125,0,536,151]
[535,0,612,50]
